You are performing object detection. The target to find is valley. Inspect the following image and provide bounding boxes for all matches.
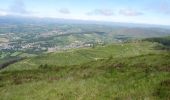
[1,17,170,62]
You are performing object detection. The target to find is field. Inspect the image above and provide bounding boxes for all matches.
[1,41,158,71]
[0,38,9,43]
[0,39,170,100]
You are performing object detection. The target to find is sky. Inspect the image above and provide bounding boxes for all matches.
[0,0,170,25]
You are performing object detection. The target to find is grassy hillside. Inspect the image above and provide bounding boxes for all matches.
[0,40,170,100]
[1,41,159,71]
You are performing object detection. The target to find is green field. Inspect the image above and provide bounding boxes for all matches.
[1,41,159,71]
[0,40,170,100]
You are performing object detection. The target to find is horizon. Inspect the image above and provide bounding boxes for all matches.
[0,0,170,26]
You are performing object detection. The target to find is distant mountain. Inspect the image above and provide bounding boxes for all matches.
[0,15,170,29]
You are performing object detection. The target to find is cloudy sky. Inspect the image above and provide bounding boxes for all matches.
[0,0,170,25]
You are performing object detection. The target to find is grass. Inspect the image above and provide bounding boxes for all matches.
[0,41,170,100]
[1,41,160,72]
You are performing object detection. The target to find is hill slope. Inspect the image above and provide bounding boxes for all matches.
[1,41,159,72]
[0,40,170,100]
